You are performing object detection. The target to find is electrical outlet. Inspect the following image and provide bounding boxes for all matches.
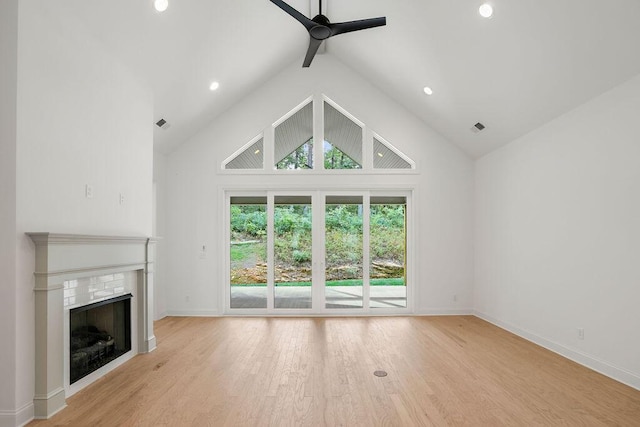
[85,184,94,199]
[185,295,190,303]
[119,193,125,205]
[199,245,206,259]
[453,294,458,302]
[577,328,584,340]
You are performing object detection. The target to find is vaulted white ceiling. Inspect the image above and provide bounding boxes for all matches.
[47,0,640,158]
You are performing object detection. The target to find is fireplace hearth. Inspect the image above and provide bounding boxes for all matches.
[70,294,132,384]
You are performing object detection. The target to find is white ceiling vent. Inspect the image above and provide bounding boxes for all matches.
[155,118,170,130]
[471,122,485,133]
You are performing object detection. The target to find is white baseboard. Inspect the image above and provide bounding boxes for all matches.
[0,401,34,427]
[414,308,474,316]
[474,310,640,391]
[165,310,222,317]
[165,309,474,317]
[154,310,168,321]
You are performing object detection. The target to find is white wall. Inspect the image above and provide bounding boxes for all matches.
[153,151,168,319]
[16,4,153,236]
[165,55,474,315]
[6,2,154,424]
[475,73,640,389]
[0,1,19,425]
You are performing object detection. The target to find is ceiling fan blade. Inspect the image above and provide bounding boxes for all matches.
[329,17,386,36]
[270,0,315,32]
[303,37,323,67]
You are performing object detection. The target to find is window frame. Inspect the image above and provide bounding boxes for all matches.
[219,94,416,175]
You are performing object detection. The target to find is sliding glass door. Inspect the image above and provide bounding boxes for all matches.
[324,195,364,309]
[229,196,268,309]
[369,196,407,309]
[274,196,313,308]
[227,191,410,313]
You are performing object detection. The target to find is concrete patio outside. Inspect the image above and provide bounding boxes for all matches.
[230,285,406,309]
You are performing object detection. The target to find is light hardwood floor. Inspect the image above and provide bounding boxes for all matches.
[31,316,640,426]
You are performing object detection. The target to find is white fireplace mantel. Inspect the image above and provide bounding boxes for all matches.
[27,233,157,419]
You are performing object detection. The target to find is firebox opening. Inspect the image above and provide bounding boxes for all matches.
[70,294,132,384]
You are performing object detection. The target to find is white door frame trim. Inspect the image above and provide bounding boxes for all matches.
[222,188,414,316]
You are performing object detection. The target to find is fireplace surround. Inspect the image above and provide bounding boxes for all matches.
[27,233,157,419]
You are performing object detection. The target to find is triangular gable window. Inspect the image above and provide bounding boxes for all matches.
[276,138,314,170]
[221,95,415,173]
[323,101,362,169]
[373,136,414,169]
[223,136,264,170]
[275,101,314,170]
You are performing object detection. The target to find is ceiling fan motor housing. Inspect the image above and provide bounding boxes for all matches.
[310,15,332,39]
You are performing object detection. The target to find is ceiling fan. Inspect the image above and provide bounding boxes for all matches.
[270,0,386,68]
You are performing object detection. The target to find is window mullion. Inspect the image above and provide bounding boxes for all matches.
[265,124,275,172]
[363,193,371,309]
[267,193,275,310]
[314,92,324,171]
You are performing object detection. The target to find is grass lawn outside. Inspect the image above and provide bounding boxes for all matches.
[231,242,265,262]
[231,277,405,287]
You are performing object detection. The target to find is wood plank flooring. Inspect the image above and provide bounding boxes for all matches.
[30,316,640,426]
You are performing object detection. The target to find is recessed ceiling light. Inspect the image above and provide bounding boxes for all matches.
[254,149,261,155]
[209,81,220,91]
[377,152,384,157]
[479,3,493,18]
[423,86,433,95]
[154,0,168,12]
